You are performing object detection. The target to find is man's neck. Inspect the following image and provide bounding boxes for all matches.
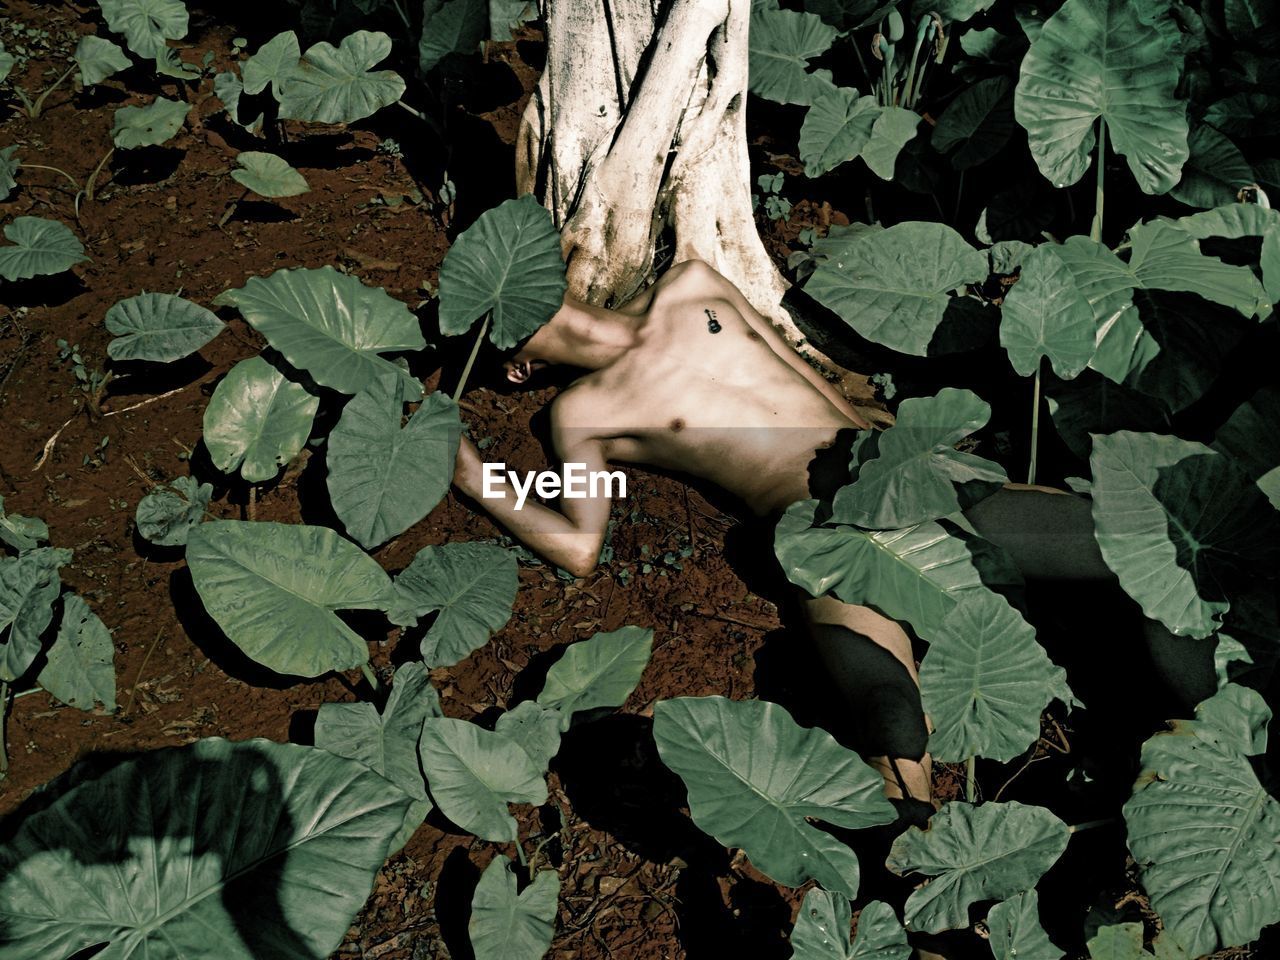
[541,296,639,370]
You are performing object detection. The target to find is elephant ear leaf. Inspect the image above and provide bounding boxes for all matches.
[653,695,896,898]
[536,625,654,729]
[748,6,837,105]
[0,738,411,960]
[1090,432,1280,639]
[203,355,319,484]
[105,292,225,363]
[886,801,1070,934]
[999,244,1096,380]
[37,594,117,713]
[790,892,911,959]
[1123,684,1280,957]
[0,547,72,684]
[986,890,1064,960]
[468,856,559,960]
[0,217,89,282]
[1014,0,1188,194]
[276,30,405,124]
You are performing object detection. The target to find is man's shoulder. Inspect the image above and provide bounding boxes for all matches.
[660,258,728,295]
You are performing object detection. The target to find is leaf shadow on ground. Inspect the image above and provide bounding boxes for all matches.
[0,747,311,958]
[110,147,186,189]
[0,273,87,310]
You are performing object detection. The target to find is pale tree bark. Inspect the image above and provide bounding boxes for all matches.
[516,0,878,405]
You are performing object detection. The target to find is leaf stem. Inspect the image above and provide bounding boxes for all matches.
[965,755,976,802]
[19,163,82,193]
[359,662,382,700]
[0,680,9,778]
[453,314,490,402]
[28,64,77,119]
[1027,358,1042,485]
[218,188,250,228]
[900,18,928,107]
[1090,117,1107,243]
[84,147,115,203]
[514,838,529,870]
[1069,817,1116,834]
[390,0,413,32]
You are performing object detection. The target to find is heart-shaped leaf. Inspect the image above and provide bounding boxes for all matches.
[203,355,319,483]
[653,696,896,897]
[986,891,1064,960]
[920,591,1073,763]
[1170,124,1254,210]
[438,194,567,349]
[861,106,921,180]
[327,380,459,549]
[0,547,72,683]
[805,221,987,356]
[418,716,548,842]
[932,76,1014,170]
[1090,432,1280,638]
[999,244,1097,379]
[231,152,310,199]
[830,388,1007,528]
[494,700,562,771]
[1014,0,1188,194]
[469,856,559,960]
[186,520,392,677]
[798,86,880,178]
[887,801,1070,933]
[277,31,405,124]
[135,475,211,547]
[775,500,1022,640]
[0,496,47,554]
[214,266,425,395]
[420,0,486,71]
[242,30,300,97]
[388,541,517,664]
[790,893,911,960]
[0,217,89,281]
[74,35,130,85]
[98,0,188,59]
[0,738,411,960]
[36,594,116,713]
[536,625,653,729]
[748,6,837,106]
[1124,684,1280,956]
[105,292,225,363]
[111,97,190,149]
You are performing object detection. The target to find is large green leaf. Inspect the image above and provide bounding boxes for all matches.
[0,495,48,554]
[277,31,405,124]
[653,696,896,897]
[0,217,89,282]
[1170,202,1280,304]
[790,893,911,960]
[830,388,1007,528]
[932,76,1014,170]
[1213,386,1280,510]
[213,266,425,395]
[315,661,439,849]
[36,594,116,713]
[748,6,837,106]
[886,801,1070,933]
[1090,432,1280,638]
[776,500,1021,640]
[469,856,559,960]
[489,0,537,41]
[231,152,310,199]
[1123,684,1280,956]
[1045,370,1171,461]
[185,521,392,677]
[494,700,562,771]
[242,30,300,97]
[74,35,130,86]
[536,625,653,730]
[105,292,225,363]
[419,0,486,72]
[805,221,987,356]
[986,890,1063,960]
[0,548,71,683]
[798,87,880,178]
[999,244,1097,379]
[804,0,894,31]
[920,591,1072,762]
[418,717,547,842]
[327,380,460,549]
[97,0,188,59]
[111,97,190,149]
[1014,0,1188,194]
[135,475,211,547]
[0,738,410,960]
[388,541,517,665]
[203,355,319,483]
[1124,220,1266,317]
[861,106,921,181]
[437,195,567,349]
[1170,125,1254,210]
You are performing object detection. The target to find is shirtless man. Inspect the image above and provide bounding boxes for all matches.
[451,258,1134,813]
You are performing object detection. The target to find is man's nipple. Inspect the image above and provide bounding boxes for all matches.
[669,418,685,432]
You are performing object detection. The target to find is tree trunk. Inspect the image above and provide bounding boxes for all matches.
[516,0,876,404]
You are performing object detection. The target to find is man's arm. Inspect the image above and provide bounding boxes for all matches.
[699,263,880,429]
[453,408,612,578]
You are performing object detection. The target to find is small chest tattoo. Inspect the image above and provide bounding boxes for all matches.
[704,308,722,334]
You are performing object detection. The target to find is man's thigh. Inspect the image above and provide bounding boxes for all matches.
[963,487,1112,581]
